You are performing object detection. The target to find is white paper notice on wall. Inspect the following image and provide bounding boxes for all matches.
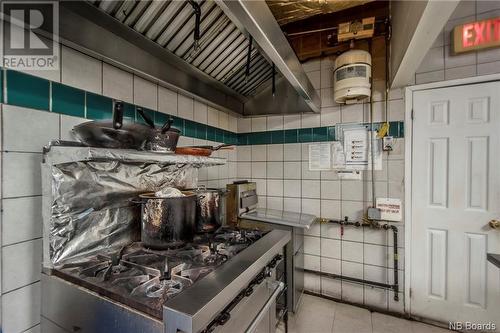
[375,198,402,221]
[309,143,331,171]
[331,141,346,169]
[337,170,362,180]
[344,128,369,165]
[342,129,382,170]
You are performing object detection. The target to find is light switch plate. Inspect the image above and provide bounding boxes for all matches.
[382,136,394,151]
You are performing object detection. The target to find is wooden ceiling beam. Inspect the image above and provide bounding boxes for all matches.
[281,1,390,62]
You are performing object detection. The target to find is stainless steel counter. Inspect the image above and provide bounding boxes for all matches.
[238,209,317,314]
[240,209,316,229]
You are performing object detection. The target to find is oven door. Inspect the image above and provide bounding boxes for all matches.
[215,280,284,333]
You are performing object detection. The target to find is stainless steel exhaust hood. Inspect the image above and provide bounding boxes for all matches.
[58,0,320,116]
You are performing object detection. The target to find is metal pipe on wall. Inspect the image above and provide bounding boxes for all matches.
[316,218,400,301]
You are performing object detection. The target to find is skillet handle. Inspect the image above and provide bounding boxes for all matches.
[113,100,124,129]
[137,107,156,129]
[161,118,174,134]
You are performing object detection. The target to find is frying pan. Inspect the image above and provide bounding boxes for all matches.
[73,101,152,149]
[73,101,181,151]
[175,144,235,156]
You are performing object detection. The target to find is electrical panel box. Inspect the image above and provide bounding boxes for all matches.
[338,17,375,42]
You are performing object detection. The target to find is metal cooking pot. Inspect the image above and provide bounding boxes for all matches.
[145,118,181,153]
[186,187,226,233]
[136,108,181,153]
[138,191,196,249]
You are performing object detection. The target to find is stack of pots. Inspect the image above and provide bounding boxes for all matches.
[137,187,226,249]
[138,191,197,249]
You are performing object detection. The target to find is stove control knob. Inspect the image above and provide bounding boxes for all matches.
[268,259,277,268]
[217,312,231,325]
[265,267,272,277]
[245,286,254,296]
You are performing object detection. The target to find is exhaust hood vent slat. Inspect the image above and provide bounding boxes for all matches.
[175,3,220,57]
[230,57,268,91]
[123,1,151,27]
[200,31,244,72]
[225,52,262,86]
[144,1,185,40]
[156,3,193,47]
[89,0,274,98]
[114,1,139,23]
[210,40,248,78]
[218,48,257,84]
[193,24,237,68]
[133,1,171,34]
[98,0,122,14]
[182,10,229,61]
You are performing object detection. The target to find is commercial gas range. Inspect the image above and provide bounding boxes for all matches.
[41,143,291,333]
[42,227,290,333]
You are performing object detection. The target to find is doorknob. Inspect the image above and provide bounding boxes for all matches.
[489,220,500,229]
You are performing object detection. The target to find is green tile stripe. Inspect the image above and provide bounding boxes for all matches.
[52,82,85,117]
[237,121,404,145]
[0,68,404,145]
[6,69,50,111]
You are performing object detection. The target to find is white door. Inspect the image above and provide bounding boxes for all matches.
[411,81,500,328]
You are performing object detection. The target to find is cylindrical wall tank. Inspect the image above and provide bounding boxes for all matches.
[333,49,372,104]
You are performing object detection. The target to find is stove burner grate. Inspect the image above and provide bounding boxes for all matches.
[55,227,267,318]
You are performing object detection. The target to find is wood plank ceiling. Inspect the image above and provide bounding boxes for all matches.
[267,0,390,61]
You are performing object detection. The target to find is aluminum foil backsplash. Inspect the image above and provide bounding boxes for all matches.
[41,144,210,268]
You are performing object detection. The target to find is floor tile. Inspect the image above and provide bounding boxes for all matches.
[372,312,411,333]
[332,302,372,333]
[281,297,453,333]
[411,321,451,333]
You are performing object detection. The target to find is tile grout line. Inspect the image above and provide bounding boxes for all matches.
[21,322,40,333]
[2,237,43,249]
[1,280,40,297]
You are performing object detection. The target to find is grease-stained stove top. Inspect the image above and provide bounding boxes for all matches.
[54,228,266,319]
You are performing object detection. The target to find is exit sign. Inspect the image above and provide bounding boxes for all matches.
[453,17,500,53]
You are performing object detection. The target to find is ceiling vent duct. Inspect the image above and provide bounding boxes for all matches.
[88,0,275,98]
[54,0,320,115]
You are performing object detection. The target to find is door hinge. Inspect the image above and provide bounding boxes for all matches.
[409,288,413,298]
[411,109,414,120]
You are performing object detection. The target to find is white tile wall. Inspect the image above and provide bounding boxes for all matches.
[177,94,194,120]
[1,282,41,333]
[158,86,178,115]
[61,46,102,94]
[415,0,500,84]
[3,152,43,198]
[102,63,133,103]
[2,197,42,246]
[194,100,208,124]
[235,35,406,313]
[3,106,59,152]
[133,75,157,110]
[60,115,87,141]
[2,239,42,292]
